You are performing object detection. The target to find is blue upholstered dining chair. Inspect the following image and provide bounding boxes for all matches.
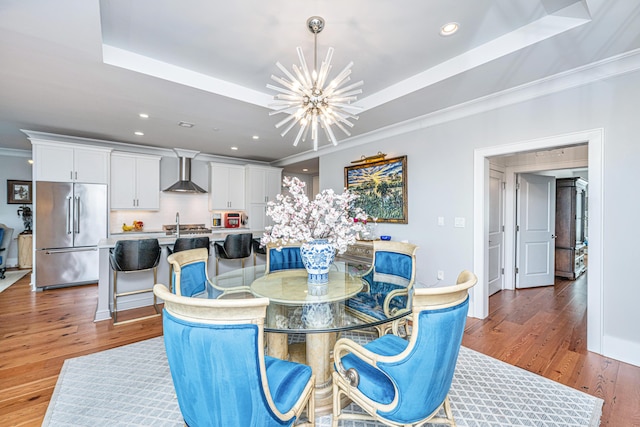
[345,241,418,335]
[265,243,305,274]
[153,284,316,427]
[166,248,251,298]
[332,270,477,427]
[0,224,14,280]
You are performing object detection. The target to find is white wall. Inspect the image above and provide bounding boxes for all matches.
[319,69,640,366]
[0,151,33,266]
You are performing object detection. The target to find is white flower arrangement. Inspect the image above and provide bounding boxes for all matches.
[261,176,369,254]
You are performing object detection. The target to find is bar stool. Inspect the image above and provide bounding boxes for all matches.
[213,233,253,275]
[252,237,267,267]
[166,237,210,292]
[110,238,162,325]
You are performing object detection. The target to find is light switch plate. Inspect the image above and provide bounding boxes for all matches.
[454,217,465,228]
[437,216,445,226]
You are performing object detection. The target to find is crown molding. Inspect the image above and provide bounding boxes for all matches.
[0,147,31,158]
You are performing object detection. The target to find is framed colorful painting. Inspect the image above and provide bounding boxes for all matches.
[344,155,407,223]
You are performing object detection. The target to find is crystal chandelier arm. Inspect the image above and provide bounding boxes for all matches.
[330,80,364,97]
[266,83,299,96]
[327,63,354,90]
[292,65,311,93]
[321,115,339,146]
[275,94,304,101]
[329,95,362,104]
[275,62,300,86]
[293,122,307,147]
[280,114,301,136]
[316,47,334,88]
[296,47,313,88]
[275,113,298,129]
[268,106,301,115]
[270,75,301,93]
[332,120,352,137]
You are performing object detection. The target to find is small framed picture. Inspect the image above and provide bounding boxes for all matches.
[7,180,32,204]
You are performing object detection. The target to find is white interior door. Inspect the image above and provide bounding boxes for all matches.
[488,169,505,295]
[516,173,556,288]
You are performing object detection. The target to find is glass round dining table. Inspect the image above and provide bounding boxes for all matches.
[206,261,410,415]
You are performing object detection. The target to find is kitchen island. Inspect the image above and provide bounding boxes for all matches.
[94,228,262,322]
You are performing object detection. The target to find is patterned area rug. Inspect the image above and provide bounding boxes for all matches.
[43,336,603,427]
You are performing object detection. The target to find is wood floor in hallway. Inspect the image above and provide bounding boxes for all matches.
[0,271,638,426]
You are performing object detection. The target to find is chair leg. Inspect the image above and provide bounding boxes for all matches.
[332,378,341,427]
[152,266,160,314]
[216,257,219,276]
[112,270,118,324]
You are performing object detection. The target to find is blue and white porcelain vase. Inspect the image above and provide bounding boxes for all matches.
[300,239,336,286]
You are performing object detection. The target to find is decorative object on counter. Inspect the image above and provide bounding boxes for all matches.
[16,204,32,232]
[355,217,378,241]
[262,176,368,283]
[345,155,408,224]
[212,213,222,228]
[7,180,32,204]
[267,16,363,151]
[380,235,391,241]
[121,220,143,232]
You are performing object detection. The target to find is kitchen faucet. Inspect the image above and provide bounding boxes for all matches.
[176,212,180,238]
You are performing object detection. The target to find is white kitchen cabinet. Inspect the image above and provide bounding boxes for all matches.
[246,165,282,204]
[33,142,110,183]
[110,152,160,210]
[245,165,282,231]
[209,163,245,210]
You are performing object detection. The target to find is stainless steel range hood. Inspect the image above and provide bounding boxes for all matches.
[163,156,207,193]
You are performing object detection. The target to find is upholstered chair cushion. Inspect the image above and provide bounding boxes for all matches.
[268,246,305,272]
[174,261,208,297]
[168,236,210,256]
[214,233,253,260]
[109,239,161,272]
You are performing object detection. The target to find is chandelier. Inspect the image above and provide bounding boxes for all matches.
[267,16,363,151]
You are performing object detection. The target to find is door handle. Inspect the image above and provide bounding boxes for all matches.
[74,196,80,234]
[551,234,557,239]
[66,196,73,234]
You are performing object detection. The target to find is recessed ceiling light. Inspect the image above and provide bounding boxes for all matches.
[302,168,308,172]
[252,135,259,140]
[230,146,238,151]
[212,127,220,132]
[178,121,194,128]
[27,159,34,164]
[139,113,149,119]
[134,131,144,136]
[440,22,459,36]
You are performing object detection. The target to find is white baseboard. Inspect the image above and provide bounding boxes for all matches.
[603,335,640,368]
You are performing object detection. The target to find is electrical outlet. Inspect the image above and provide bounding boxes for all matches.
[437,270,444,280]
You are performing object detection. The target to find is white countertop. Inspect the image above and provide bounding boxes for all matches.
[99,228,260,248]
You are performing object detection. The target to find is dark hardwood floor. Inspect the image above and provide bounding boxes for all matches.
[0,271,639,426]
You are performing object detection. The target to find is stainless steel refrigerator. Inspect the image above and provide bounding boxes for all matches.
[35,181,107,288]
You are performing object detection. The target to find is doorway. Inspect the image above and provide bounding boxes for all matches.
[473,129,603,354]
